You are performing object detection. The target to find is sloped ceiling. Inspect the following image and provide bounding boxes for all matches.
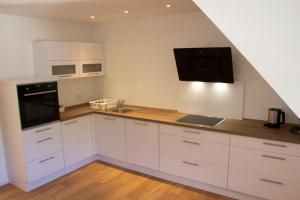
[193,0,300,119]
[0,0,199,23]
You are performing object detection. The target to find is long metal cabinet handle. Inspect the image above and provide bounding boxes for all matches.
[134,122,148,126]
[182,140,200,145]
[183,130,200,135]
[182,161,199,166]
[88,72,100,75]
[37,137,53,144]
[36,127,52,133]
[24,90,57,97]
[39,156,55,164]
[262,154,286,161]
[104,117,116,121]
[58,75,73,78]
[260,178,284,186]
[262,142,287,148]
[65,121,78,125]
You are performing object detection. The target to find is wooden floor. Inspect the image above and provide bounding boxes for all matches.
[0,162,235,200]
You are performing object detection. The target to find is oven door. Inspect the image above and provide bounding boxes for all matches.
[18,86,60,129]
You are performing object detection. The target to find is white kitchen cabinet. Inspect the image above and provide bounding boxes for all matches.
[22,122,63,162]
[61,115,94,167]
[44,41,78,61]
[229,168,300,200]
[94,115,126,161]
[160,153,228,188]
[229,135,300,199]
[159,124,230,188]
[160,133,229,167]
[33,41,79,78]
[23,131,63,163]
[78,42,104,77]
[231,135,300,156]
[47,60,79,79]
[79,42,103,60]
[79,60,104,77]
[159,124,230,145]
[0,134,7,185]
[230,145,300,182]
[33,41,104,79]
[26,151,64,183]
[126,119,159,170]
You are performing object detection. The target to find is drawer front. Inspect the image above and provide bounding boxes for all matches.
[160,134,229,166]
[126,119,159,170]
[231,135,300,156]
[27,151,64,183]
[160,153,228,188]
[159,124,230,145]
[24,132,63,162]
[229,169,300,200]
[230,146,300,182]
[22,122,61,142]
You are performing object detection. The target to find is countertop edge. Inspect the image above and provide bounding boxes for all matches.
[60,106,300,145]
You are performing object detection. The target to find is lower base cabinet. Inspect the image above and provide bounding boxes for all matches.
[229,168,300,200]
[27,151,64,183]
[61,115,94,167]
[126,119,159,170]
[94,115,126,161]
[160,153,228,188]
[16,113,300,200]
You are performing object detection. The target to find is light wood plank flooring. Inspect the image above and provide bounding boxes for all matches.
[0,162,235,200]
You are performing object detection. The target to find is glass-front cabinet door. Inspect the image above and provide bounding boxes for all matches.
[48,60,79,79]
[79,60,104,77]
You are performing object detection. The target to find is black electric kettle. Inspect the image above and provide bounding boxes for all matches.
[264,108,285,128]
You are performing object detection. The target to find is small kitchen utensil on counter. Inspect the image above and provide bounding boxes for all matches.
[264,108,285,128]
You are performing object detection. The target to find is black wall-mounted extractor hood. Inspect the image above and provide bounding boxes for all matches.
[173,47,234,83]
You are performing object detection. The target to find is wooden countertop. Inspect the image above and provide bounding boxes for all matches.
[60,104,300,145]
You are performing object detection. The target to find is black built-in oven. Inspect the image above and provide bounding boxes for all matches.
[17,82,60,129]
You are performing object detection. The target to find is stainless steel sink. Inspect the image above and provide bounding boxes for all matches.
[109,107,137,113]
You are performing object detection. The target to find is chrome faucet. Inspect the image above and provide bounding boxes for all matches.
[117,99,125,108]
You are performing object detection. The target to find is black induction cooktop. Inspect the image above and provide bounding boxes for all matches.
[176,115,224,127]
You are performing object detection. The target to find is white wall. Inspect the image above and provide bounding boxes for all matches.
[0,13,94,185]
[92,12,299,123]
[193,0,300,118]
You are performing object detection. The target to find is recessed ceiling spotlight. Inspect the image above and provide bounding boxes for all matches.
[166,4,171,8]
[124,10,129,14]
[90,16,95,19]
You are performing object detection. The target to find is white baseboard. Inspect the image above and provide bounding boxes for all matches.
[98,155,263,200]
[0,179,8,187]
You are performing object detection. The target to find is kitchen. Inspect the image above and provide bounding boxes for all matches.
[0,0,300,200]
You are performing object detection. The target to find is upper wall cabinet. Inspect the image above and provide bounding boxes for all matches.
[33,41,104,79]
[45,41,78,61]
[79,42,104,60]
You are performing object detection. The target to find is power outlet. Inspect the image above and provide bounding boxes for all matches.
[75,94,83,100]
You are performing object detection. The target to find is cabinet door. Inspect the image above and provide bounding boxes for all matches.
[126,119,159,170]
[47,61,79,79]
[61,115,93,167]
[79,60,104,77]
[79,42,103,60]
[45,41,78,61]
[94,115,126,161]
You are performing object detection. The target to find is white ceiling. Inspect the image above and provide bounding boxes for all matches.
[0,0,200,23]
